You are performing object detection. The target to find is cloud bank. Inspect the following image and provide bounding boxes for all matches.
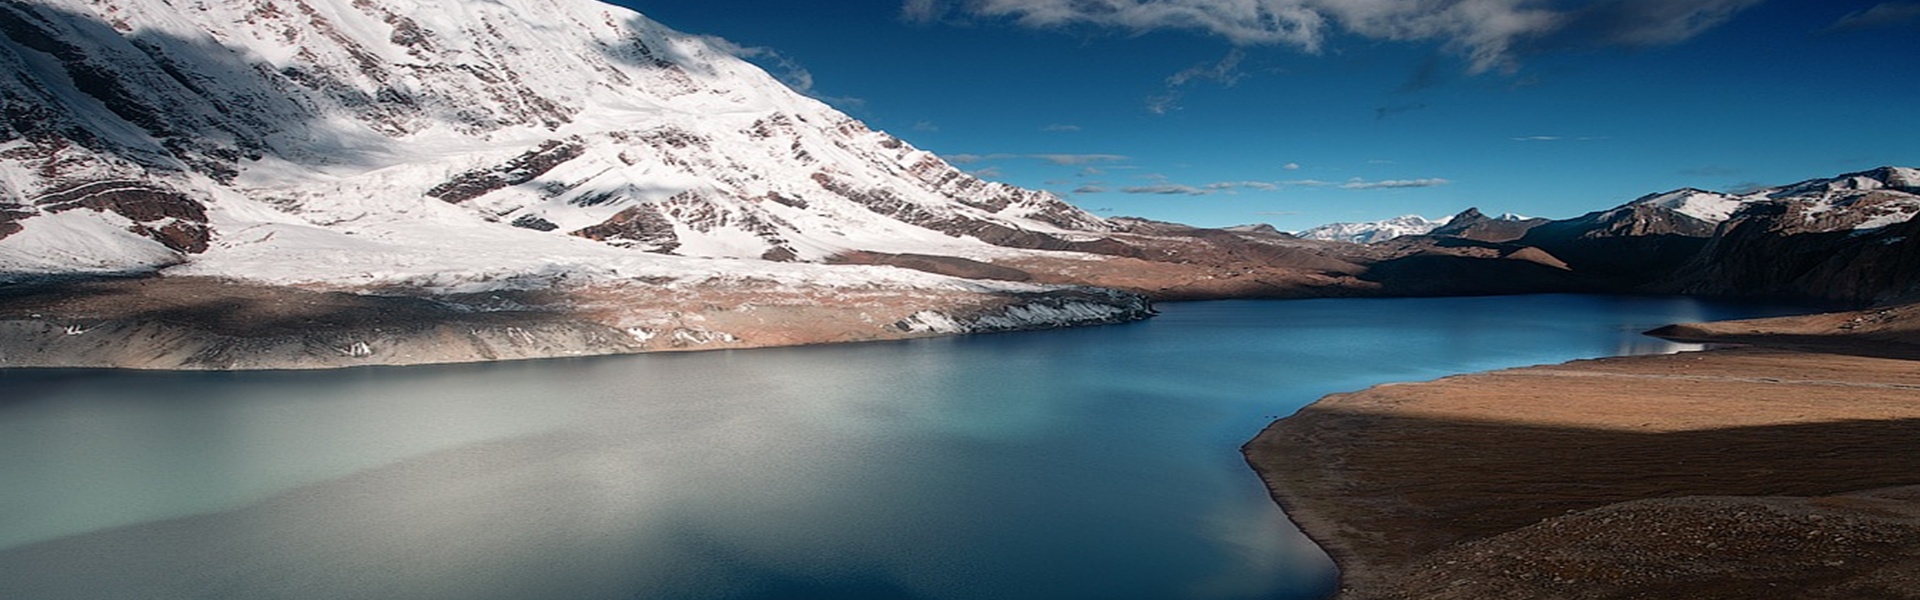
[904,0,1763,72]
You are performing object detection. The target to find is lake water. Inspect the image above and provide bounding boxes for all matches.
[0,295,1811,600]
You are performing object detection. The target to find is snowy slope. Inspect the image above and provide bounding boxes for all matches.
[1622,167,1920,233]
[0,0,1109,289]
[1295,214,1451,244]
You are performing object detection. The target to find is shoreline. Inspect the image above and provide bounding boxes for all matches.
[1246,304,1920,599]
[0,276,1153,370]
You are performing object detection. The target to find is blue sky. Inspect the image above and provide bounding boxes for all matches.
[621,0,1920,231]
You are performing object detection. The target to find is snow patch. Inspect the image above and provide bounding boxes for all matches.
[1295,214,1450,243]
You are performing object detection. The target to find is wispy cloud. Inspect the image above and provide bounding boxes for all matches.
[1042,124,1083,132]
[912,121,940,132]
[1283,162,1301,170]
[905,0,1761,73]
[1553,0,1763,49]
[901,0,940,23]
[1123,184,1211,195]
[1340,177,1451,190]
[1511,135,1609,141]
[1827,2,1920,32]
[701,35,865,107]
[1168,49,1246,87]
[1072,185,1111,194]
[1149,49,1246,114]
[1034,153,1129,165]
[970,166,1005,178]
[1376,102,1428,120]
[1206,181,1281,191]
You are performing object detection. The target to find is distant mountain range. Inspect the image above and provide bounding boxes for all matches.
[1,0,1915,368]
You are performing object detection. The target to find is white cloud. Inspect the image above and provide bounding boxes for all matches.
[1511,134,1608,141]
[701,34,868,107]
[1206,181,1281,191]
[946,153,987,164]
[1122,184,1211,195]
[917,0,1762,73]
[1167,49,1246,87]
[1043,124,1083,132]
[1033,153,1129,165]
[1283,162,1301,170]
[1149,49,1247,114]
[913,121,940,132]
[699,36,817,93]
[902,0,941,23]
[1340,177,1451,189]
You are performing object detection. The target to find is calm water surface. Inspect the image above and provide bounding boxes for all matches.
[0,295,1810,599]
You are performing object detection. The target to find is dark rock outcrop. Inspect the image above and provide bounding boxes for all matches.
[1513,203,1718,285]
[1427,207,1547,243]
[426,138,585,203]
[571,203,680,253]
[34,180,210,252]
[1663,206,1920,303]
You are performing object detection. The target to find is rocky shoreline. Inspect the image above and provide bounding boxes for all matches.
[0,276,1152,370]
[1245,304,1920,599]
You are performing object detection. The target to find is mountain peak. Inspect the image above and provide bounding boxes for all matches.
[1295,214,1449,244]
[0,0,1110,282]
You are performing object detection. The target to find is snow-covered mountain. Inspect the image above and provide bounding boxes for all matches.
[1294,214,1452,244]
[0,0,1158,367]
[1616,166,1920,234]
[0,0,1112,288]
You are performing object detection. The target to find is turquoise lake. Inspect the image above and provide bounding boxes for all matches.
[0,295,1811,599]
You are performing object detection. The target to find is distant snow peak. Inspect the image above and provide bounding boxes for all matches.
[1627,166,1920,232]
[1631,188,1743,224]
[1295,214,1452,244]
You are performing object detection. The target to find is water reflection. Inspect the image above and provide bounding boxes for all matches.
[0,295,1809,599]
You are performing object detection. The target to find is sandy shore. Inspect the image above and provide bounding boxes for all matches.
[1246,303,1920,599]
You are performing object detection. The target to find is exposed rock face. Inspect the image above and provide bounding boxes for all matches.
[1425,207,1546,243]
[1514,202,1718,283]
[570,203,681,253]
[1398,167,1920,303]
[426,139,585,204]
[1664,206,1920,303]
[32,180,212,253]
